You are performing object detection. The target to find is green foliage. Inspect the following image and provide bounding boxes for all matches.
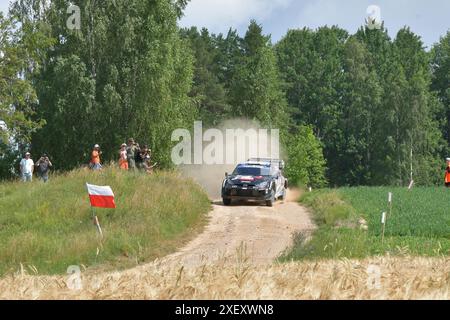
[300,190,357,226]
[285,126,326,188]
[0,167,211,275]
[19,0,196,171]
[229,21,288,129]
[277,25,445,186]
[180,27,230,126]
[2,3,450,187]
[431,31,450,150]
[280,187,450,261]
[0,12,49,151]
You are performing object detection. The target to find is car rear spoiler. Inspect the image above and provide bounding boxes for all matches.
[247,158,285,169]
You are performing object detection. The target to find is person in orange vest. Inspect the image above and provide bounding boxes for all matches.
[445,158,450,187]
[90,144,102,170]
[119,143,129,170]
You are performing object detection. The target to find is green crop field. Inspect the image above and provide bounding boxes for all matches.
[0,168,210,275]
[281,187,450,261]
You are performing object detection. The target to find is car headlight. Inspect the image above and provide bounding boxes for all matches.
[223,179,232,188]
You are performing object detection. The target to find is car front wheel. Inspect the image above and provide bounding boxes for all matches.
[266,189,275,207]
[223,198,232,206]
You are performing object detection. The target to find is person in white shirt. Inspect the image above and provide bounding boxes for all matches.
[20,152,34,182]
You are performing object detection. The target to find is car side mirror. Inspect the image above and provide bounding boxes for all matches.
[225,172,228,178]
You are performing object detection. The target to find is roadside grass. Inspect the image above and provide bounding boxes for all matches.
[280,187,450,261]
[0,167,211,275]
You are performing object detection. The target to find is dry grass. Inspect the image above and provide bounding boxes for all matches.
[0,256,448,300]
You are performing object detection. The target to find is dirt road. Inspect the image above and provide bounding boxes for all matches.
[160,189,315,268]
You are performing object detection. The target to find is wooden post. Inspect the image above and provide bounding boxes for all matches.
[388,192,392,217]
[410,146,413,185]
[381,212,387,244]
[91,207,103,239]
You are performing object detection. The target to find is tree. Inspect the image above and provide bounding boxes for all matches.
[285,125,327,188]
[337,37,382,186]
[229,20,288,129]
[0,10,51,178]
[276,26,348,136]
[214,28,242,91]
[390,28,443,185]
[180,27,229,126]
[276,26,348,184]
[27,0,196,170]
[431,31,450,150]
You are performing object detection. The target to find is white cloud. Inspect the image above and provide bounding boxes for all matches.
[179,0,293,34]
[0,0,10,14]
[294,0,450,47]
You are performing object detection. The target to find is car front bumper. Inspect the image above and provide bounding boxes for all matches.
[222,187,272,201]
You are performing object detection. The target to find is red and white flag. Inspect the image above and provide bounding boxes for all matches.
[86,183,116,209]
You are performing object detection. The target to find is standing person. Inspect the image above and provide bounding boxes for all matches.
[119,143,128,170]
[90,144,102,170]
[445,158,450,187]
[146,148,158,175]
[135,144,148,171]
[20,152,34,182]
[126,138,138,170]
[35,154,53,183]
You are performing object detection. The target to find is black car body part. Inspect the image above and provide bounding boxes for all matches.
[221,158,288,207]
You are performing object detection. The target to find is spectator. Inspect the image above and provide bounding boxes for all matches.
[35,154,53,183]
[20,152,34,182]
[126,138,138,170]
[119,143,128,170]
[135,144,148,171]
[90,144,102,170]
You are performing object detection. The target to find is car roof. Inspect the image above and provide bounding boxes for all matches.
[237,162,273,168]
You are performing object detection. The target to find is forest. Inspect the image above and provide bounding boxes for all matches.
[1,0,449,187]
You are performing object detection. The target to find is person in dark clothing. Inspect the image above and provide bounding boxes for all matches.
[135,145,150,171]
[126,138,138,170]
[35,154,53,183]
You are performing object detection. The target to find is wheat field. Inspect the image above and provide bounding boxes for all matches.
[0,255,448,300]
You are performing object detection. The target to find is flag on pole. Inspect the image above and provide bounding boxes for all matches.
[86,183,116,208]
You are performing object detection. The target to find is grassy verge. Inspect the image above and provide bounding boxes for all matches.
[280,187,450,261]
[0,167,211,275]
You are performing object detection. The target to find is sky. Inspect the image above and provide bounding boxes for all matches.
[1,0,449,49]
[180,0,450,49]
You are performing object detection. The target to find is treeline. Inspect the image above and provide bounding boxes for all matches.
[1,0,449,187]
[181,23,450,186]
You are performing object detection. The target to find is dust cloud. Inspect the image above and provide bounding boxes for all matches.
[178,119,284,199]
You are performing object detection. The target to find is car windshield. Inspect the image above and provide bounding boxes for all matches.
[233,166,271,176]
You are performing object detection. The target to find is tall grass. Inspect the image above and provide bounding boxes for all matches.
[0,167,210,275]
[281,187,450,261]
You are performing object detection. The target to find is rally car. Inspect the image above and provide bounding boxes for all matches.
[221,158,288,207]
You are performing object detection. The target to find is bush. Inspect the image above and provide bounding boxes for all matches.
[285,125,327,188]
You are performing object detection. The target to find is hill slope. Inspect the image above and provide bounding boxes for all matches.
[0,168,210,275]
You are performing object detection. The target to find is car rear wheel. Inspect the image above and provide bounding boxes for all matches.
[223,198,232,206]
[280,189,286,201]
